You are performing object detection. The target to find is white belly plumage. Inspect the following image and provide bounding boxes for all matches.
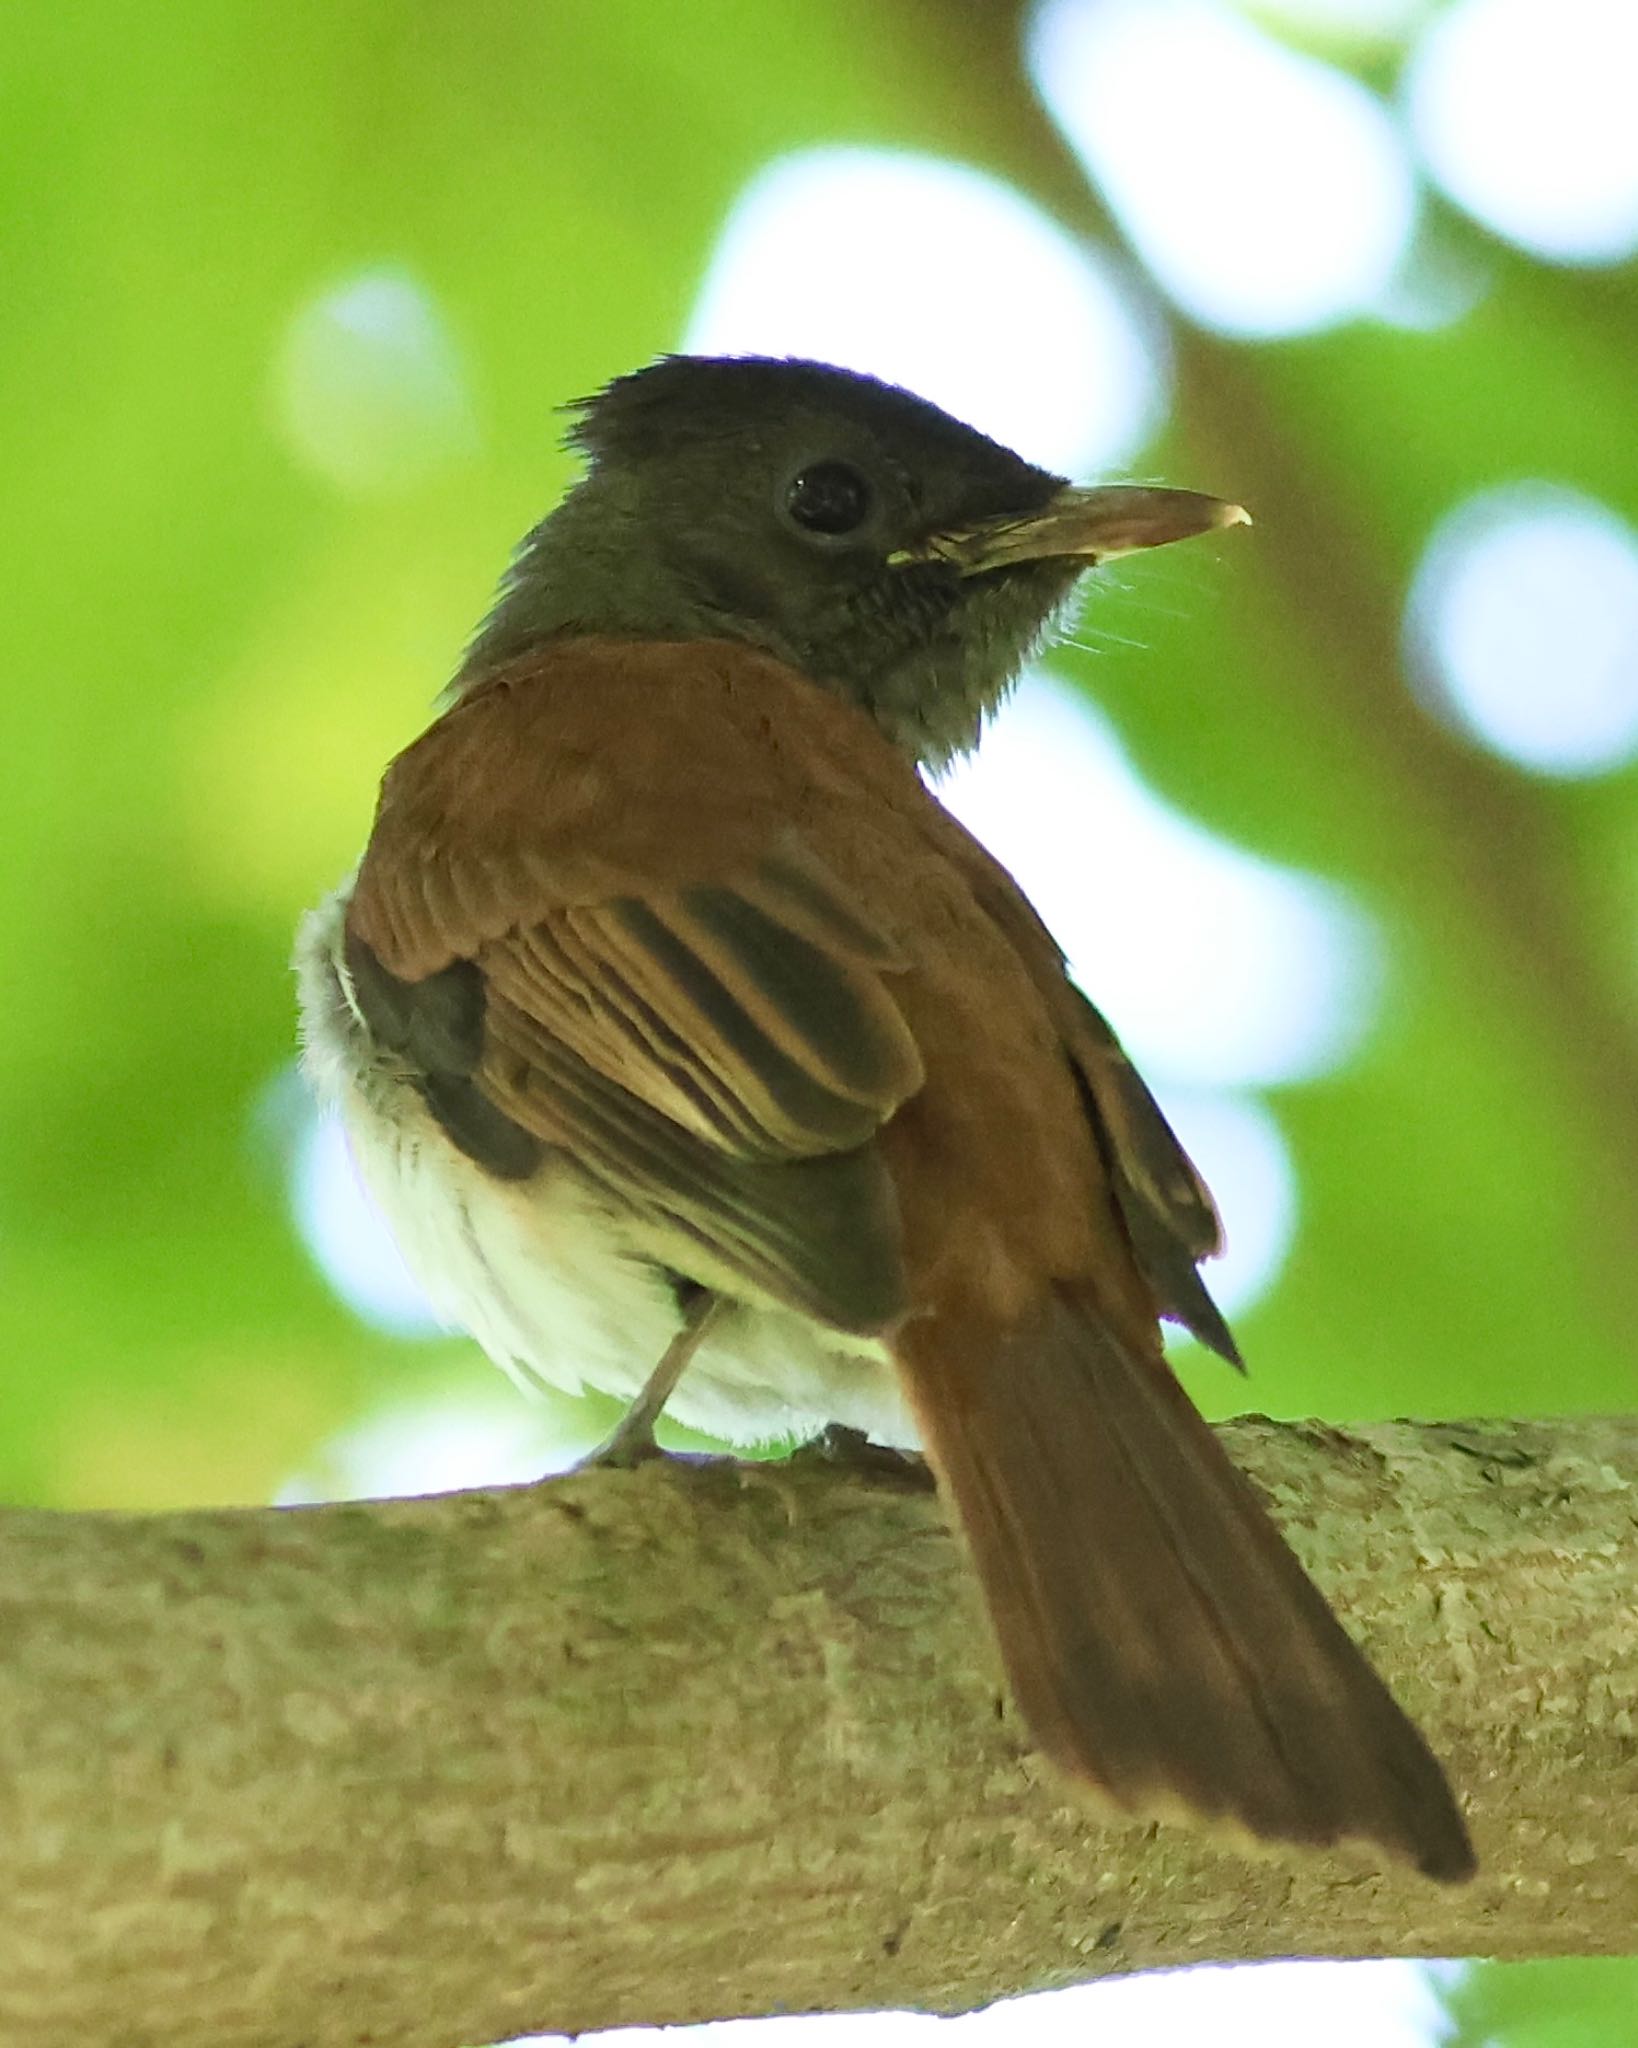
[294,890,915,1451]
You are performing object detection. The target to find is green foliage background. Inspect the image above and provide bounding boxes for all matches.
[3,0,1634,2038]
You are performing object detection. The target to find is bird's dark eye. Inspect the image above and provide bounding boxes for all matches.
[784,461,874,537]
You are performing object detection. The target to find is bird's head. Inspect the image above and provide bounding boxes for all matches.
[464,354,1246,767]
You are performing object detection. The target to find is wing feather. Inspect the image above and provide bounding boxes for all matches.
[481,988,905,1330]
[348,728,921,1332]
[933,808,1239,1362]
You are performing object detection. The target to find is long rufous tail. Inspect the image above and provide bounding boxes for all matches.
[893,1287,1474,1881]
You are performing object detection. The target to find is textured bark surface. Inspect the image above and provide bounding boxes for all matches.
[0,1415,1633,2048]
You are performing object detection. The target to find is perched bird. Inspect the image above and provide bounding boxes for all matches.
[296,354,1474,1882]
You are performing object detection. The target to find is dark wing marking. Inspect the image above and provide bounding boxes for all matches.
[484,988,906,1333]
[344,933,544,1182]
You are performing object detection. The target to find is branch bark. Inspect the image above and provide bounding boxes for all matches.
[1,1415,1633,2048]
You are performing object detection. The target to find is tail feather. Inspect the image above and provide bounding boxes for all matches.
[894,1287,1474,1882]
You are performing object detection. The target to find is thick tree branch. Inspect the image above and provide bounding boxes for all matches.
[0,1415,1633,2048]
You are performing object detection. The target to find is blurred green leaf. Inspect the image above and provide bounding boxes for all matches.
[1439,1959,1638,2048]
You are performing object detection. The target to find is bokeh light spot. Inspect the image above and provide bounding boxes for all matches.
[278,1392,588,1506]
[685,148,1168,476]
[1405,0,1638,264]
[1368,224,1491,331]
[1152,1088,1298,1318]
[275,268,478,495]
[936,674,1381,1088]
[1004,1957,1450,2048]
[291,1102,442,1338]
[1407,484,1638,776]
[1028,0,1419,336]
[505,1958,1448,2045]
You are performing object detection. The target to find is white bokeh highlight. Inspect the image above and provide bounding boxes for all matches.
[1368,225,1491,332]
[937,673,1381,1089]
[685,148,1168,476]
[1405,0,1638,264]
[1028,0,1419,336]
[277,1392,588,1507]
[509,1958,1449,2047]
[291,1105,441,1338]
[1407,484,1638,776]
[1150,1088,1297,1320]
[275,268,477,494]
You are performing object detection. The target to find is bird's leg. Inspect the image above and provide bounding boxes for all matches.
[587,1289,724,1468]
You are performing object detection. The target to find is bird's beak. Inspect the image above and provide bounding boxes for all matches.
[888,484,1252,578]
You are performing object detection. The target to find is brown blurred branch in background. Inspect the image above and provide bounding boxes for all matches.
[0,1415,1633,2048]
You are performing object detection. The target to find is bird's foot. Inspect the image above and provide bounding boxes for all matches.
[581,1409,670,1470]
[791,1425,936,1490]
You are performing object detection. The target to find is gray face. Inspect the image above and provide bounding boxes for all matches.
[462,356,1087,767]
